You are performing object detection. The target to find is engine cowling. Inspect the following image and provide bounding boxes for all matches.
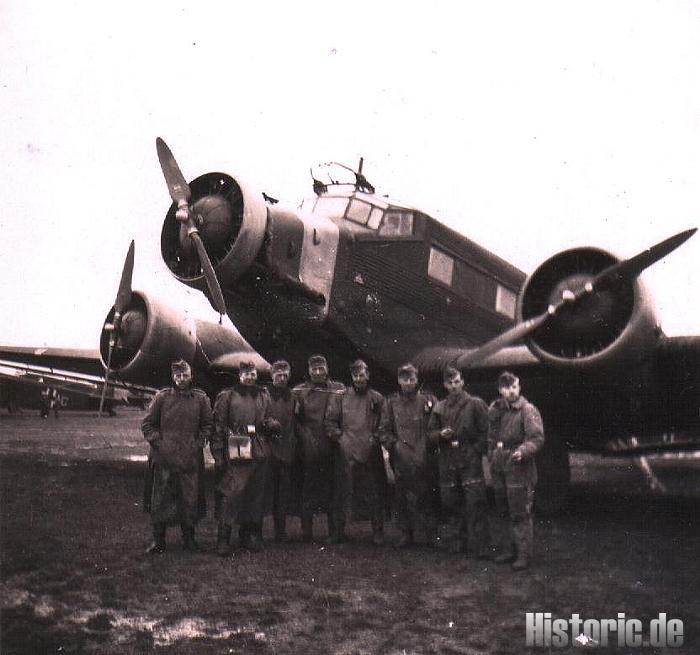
[518,247,660,369]
[100,291,266,388]
[160,172,268,294]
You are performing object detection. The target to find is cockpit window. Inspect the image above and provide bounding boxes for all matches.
[346,199,373,225]
[313,196,349,218]
[379,210,414,236]
[367,207,383,230]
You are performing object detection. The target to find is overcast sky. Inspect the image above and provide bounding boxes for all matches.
[2,0,699,349]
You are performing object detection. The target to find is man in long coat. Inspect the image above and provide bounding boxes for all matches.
[325,359,386,545]
[141,359,213,553]
[266,359,297,542]
[488,371,545,571]
[380,363,438,548]
[211,361,279,555]
[428,366,490,559]
[293,354,344,542]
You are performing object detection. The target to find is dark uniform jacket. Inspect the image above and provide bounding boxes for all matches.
[324,386,385,464]
[293,379,345,461]
[267,386,296,465]
[428,390,489,470]
[380,391,436,478]
[142,387,214,472]
[487,395,544,463]
[211,385,274,463]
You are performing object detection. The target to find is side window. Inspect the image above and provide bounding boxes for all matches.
[496,284,517,318]
[313,196,349,218]
[428,247,454,286]
[367,207,383,230]
[379,210,414,236]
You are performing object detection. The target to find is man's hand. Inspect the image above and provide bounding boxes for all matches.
[439,427,454,440]
[510,449,523,462]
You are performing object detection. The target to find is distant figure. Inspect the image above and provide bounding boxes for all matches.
[39,385,50,418]
[141,359,213,554]
[325,359,386,545]
[380,363,438,548]
[211,361,279,555]
[266,360,297,543]
[49,387,60,419]
[293,354,344,542]
[488,371,544,571]
[428,366,491,559]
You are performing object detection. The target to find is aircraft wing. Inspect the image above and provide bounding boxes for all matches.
[0,354,156,404]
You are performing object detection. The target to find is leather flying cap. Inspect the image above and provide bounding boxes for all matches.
[308,354,327,368]
[171,359,191,374]
[271,360,291,374]
[397,363,418,378]
[239,361,257,374]
[349,359,368,373]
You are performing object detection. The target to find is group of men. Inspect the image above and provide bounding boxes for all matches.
[141,354,544,571]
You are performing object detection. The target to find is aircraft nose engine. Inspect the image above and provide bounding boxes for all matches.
[99,291,197,387]
[518,247,659,368]
[160,172,267,297]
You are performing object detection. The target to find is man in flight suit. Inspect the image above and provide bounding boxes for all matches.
[488,371,544,571]
[325,359,386,545]
[428,366,490,559]
[380,363,438,548]
[293,354,345,542]
[266,359,296,542]
[141,359,213,553]
[212,361,279,556]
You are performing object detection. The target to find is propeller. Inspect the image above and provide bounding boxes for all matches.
[99,240,135,416]
[455,228,696,369]
[156,137,227,319]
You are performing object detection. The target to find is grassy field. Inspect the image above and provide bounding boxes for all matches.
[1,413,699,654]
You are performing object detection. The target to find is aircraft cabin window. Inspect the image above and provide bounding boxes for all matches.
[314,196,349,219]
[367,207,383,230]
[346,199,373,225]
[428,246,454,286]
[496,284,517,319]
[379,210,414,236]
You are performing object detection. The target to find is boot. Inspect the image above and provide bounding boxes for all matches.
[396,529,413,549]
[146,523,166,554]
[371,519,384,546]
[274,516,289,543]
[512,553,530,571]
[182,526,201,552]
[246,524,263,552]
[327,523,346,544]
[216,524,232,557]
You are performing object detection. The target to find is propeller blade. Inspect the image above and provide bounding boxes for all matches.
[98,339,115,417]
[156,137,191,204]
[114,240,135,315]
[190,231,227,317]
[454,313,549,369]
[592,228,697,292]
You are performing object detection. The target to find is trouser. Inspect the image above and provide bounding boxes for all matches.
[217,460,268,528]
[439,465,489,553]
[150,467,200,527]
[269,458,292,536]
[300,453,334,536]
[333,453,384,535]
[394,468,436,539]
[491,461,535,560]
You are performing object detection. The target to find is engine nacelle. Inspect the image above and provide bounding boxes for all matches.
[518,247,660,370]
[160,172,268,294]
[100,291,266,388]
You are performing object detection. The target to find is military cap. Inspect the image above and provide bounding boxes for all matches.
[349,359,369,373]
[239,361,257,374]
[171,359,191,374]
[308,354,327,368]
[271,359,291,374]
[397,363,418,378]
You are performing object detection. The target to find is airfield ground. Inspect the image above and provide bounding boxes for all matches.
[1,411,699,654]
